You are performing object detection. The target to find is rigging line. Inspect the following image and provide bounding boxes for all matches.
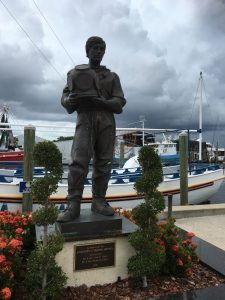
[32,0,75,65]
[188,76,200,128]
[211,114,220,147]
[202,77,216,128]
[0,0,66,83]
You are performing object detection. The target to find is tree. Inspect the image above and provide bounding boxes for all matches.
[26,141,67,299]
[128,146,166,288]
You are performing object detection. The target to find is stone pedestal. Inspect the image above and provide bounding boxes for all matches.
[56,209,137,287]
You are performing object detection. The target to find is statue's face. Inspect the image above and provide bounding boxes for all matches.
[87,43,105,63]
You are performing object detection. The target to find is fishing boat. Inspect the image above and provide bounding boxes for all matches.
[0,163,224,211]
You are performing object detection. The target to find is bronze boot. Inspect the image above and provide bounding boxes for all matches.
[91,198,115,216]
[57,200,81,222]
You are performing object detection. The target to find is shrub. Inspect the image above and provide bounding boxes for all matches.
[26,141,67,300]
[127,146,166,286]
[158,218,199,276]
[0,211,33,299]
[119,208,199,277]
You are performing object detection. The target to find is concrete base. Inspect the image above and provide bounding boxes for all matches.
[161,203,225,219]
[56,235,135,287]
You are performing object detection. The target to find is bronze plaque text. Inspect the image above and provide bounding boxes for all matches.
[74,242,115,271]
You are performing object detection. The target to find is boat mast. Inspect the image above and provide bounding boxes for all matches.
[199,72,203,161]
[139,115,146,146]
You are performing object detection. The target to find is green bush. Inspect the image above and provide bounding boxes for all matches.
[128,146,166,283]
[26,141,67,299]
[158,218,199,276]
[26,238,66,300]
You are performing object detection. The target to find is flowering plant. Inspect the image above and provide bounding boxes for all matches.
[114,207,135,223]
[0,211,33,299]
[158,218,199,276]
[116,208,199,277]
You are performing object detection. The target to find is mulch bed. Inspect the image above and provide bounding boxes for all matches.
[59,263,225,300]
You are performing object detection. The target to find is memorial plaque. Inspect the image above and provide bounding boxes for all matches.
[74,242,115,271]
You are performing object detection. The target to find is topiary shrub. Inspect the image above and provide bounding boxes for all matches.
[128,146,166,287]
[25,141,67,300]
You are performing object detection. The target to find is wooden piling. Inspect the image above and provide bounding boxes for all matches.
[22,125,35,212]
[120,142,125,167]
[179,131,188,205]
[167,194,173,219]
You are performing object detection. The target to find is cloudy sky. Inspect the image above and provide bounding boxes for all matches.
[0,0,225,145]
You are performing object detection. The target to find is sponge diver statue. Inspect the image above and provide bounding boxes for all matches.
[57,36,126,222]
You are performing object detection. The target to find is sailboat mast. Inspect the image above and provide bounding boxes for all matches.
[199,72,203,161]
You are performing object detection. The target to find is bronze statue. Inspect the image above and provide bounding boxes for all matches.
[57,36,126,222]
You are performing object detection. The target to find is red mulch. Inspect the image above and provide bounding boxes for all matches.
[58,263,225,300]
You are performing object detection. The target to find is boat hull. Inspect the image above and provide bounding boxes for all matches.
[0,169,224,211]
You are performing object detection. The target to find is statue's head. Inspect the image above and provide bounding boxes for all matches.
[86,36,106,55]
[85,36,106,64]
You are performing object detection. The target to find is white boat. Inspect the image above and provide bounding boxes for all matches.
[0,164,224,212]
[1,72,223,211]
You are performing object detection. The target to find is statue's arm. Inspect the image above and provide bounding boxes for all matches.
[96,73,126,114]
[61,84,75,114]
[61,70,80,114]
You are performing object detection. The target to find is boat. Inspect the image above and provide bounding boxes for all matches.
[0,163,224,212]
[0,105,24,167]
[0,150,24,166]
[114,130,179,166]
[1,73,223,212]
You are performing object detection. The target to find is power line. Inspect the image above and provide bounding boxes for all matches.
[0,0,66,82]
[32,0,75,65]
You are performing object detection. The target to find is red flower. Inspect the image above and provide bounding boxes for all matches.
[0,241,7,249]
[182,239,192,245]
[154,238,166,249]
[172,245,179,253]
[186,232,195,238]
[186,255,191,262]
[15,228,23,234]
[191,242,197,249]
[0,287,11,300]
[0,254,6,264]
[8,238,23,249]
[1,260,12,273]
[177,258,183,266]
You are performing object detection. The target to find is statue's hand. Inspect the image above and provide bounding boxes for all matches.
[93,96,107,105]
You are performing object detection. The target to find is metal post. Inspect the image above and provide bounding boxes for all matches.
[22,125,35,212]
[139,115,145,146]
[179,131,188,205]
[167,194,173,219]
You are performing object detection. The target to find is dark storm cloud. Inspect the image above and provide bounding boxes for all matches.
[0,41,66,120]
[0,0,225,144]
